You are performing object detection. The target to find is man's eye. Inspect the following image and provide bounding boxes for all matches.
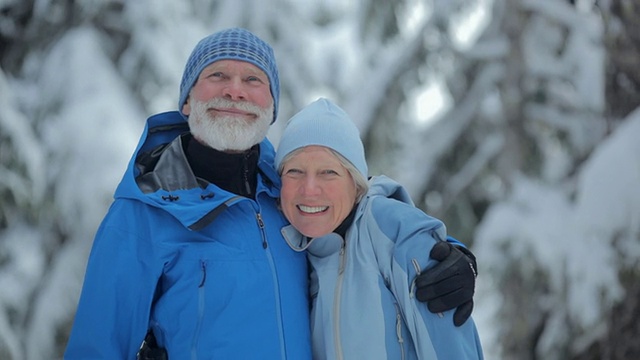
[247,75,264,83]
[285,168,302,174]
[206,72,223,79]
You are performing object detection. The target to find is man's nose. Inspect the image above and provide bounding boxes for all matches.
[222,78,247,101]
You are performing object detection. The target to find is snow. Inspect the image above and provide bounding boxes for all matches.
[575,108,640,238]
[474,109,640,358]
[0,0,638,358]
[0,71,46,203]
[35,27,144,233]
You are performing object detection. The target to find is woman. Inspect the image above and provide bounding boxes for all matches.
[275,98,484,359]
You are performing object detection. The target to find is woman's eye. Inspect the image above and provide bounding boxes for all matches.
[322,169,338,175]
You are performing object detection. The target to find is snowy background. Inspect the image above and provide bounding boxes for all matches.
[1,0,639,359]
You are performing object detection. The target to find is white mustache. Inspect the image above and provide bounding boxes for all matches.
[204,97,264,114]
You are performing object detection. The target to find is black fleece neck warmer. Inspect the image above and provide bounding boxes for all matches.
[185,134,260,199]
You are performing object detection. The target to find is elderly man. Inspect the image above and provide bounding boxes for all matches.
[65,28,476,359]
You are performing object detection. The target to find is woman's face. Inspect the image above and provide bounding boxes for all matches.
[280,146,357,238]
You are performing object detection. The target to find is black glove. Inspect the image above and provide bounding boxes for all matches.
[415,241,477,327]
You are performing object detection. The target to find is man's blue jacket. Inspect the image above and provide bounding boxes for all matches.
[65,111,311,359]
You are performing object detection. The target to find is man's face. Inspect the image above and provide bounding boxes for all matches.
[183,60,274,152]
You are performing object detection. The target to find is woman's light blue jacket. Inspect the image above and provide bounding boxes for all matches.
[282,175,484,360]
[65,111,311,359]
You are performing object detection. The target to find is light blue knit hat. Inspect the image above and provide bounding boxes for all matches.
[178,28,279,123]
[275,98,368,179]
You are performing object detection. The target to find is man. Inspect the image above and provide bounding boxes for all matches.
[65,27,476,359]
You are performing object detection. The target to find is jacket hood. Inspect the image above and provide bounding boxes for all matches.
[364,175,415,207]
[114,111,282,230]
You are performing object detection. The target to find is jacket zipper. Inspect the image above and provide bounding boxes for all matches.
[333,243,347,360]
[255,210,287,358]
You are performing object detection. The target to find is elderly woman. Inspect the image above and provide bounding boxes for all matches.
[275,98,484,360]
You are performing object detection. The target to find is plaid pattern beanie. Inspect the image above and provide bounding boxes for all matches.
[178,28,279,123]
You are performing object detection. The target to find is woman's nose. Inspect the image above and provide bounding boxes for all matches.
[300,176,321,196]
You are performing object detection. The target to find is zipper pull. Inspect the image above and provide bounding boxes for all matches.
[256,213,267,248]
[338,244,346,274]
[243,152,252,196]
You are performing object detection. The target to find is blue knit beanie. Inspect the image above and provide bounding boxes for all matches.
[178,28,279,123]
[275,98,368,179]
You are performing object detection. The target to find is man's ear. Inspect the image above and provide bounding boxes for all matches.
[182,98,191,116]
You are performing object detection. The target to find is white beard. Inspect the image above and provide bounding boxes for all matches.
[188,97,273,152]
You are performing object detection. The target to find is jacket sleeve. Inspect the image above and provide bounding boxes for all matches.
[446,235,465,247]
[370,197,484,359]
[64,201,165,359]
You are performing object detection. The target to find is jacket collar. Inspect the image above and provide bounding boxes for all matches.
[114,111,282,230]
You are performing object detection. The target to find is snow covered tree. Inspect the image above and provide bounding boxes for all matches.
[0,0,638,358]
